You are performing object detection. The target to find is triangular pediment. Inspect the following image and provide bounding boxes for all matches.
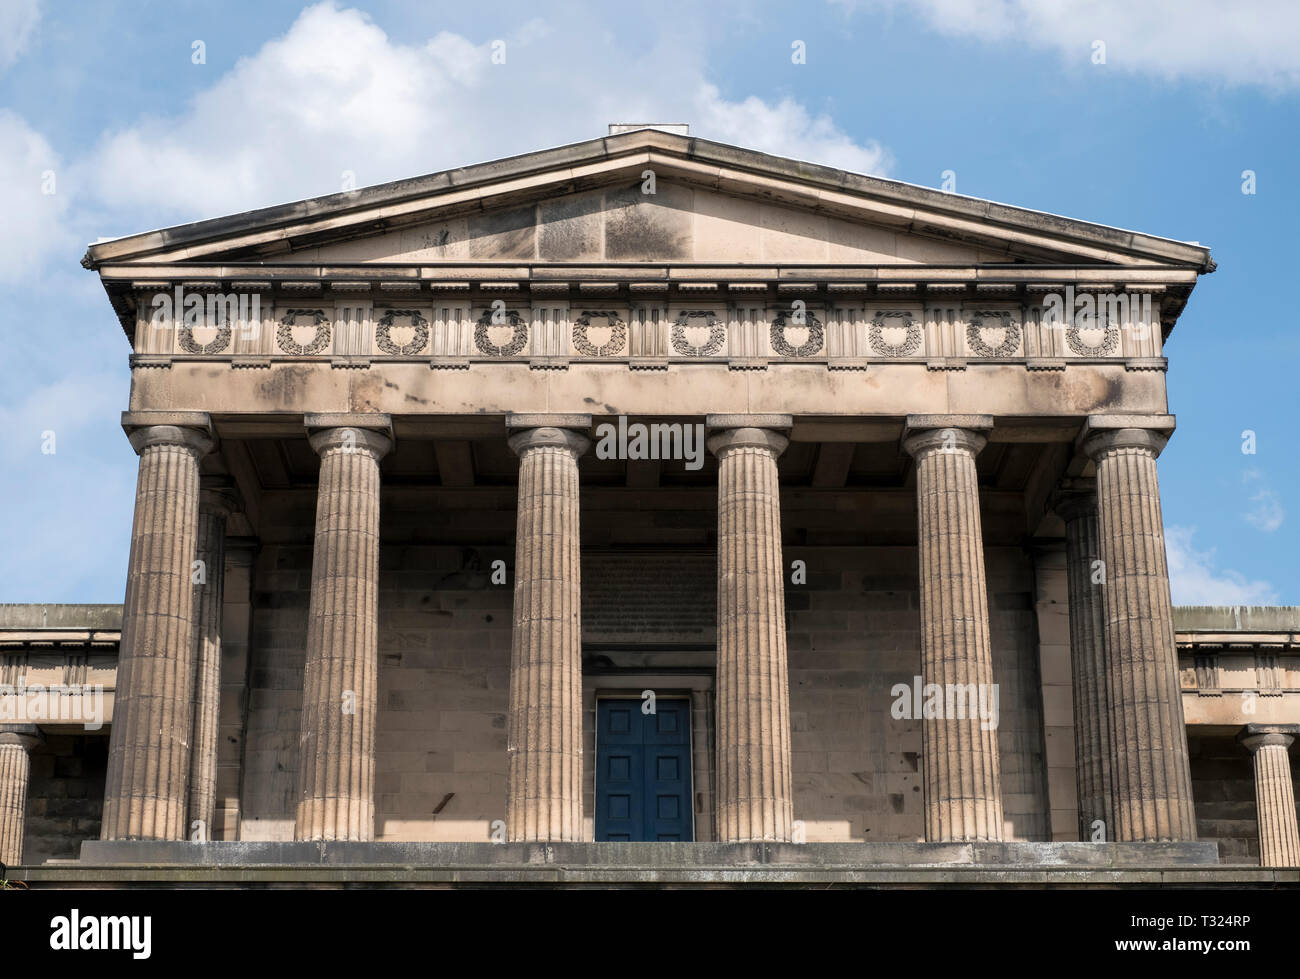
[298,177,1009,266]
[84,130,1214,273]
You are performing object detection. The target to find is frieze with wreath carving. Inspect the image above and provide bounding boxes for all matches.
[571,310,628,357]
[670,311,726,357]
[177,318,232,355]
[375,309,430,356]
[1065,315,1121,357]
[473,309,529,357]
[769,310,824,357]
[868,311,923,357]
[965,310,1022,358]
[276,309,331,355]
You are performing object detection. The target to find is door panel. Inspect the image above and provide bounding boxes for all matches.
[596,697,693,841]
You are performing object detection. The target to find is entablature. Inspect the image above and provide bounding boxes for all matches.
[114,264,1187,373]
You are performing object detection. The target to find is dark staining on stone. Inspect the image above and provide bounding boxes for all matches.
[418,227,451,249]
[604,182,692,261]
[1103,373,1126,409]
[257,365,310,406]
[467,205,536,260]
[537,193,602,261]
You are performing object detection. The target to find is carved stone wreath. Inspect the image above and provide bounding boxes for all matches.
[571,310,627,357]
[965,310,1022,358]
[177,319,231,355]
[474,309,529,357]
[276,309,331,355]
[375,309,429,356]
[671,311,726,357]
[769,311,824,357]
[868,311,922,357]
[1065,316,1121,357]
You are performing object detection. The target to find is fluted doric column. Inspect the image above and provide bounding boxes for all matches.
[1239,725,1300,868]
[0,725,42,866]
[1082,420,1196,842]
[1052,479,1113,841]
[186,477,240,841]
[902,415,1004,842]
[505,413,591,842]
[295,417,392,841]
[102,419,214,840]
[707,414,794,842]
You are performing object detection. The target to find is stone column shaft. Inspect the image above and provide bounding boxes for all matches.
[0,727,42,866]
[295,424,392,842]
[1084,426,1196,842]
[102,423,213,840]
[903,419,1004,843]
[505,418,590,842]
[1239,727,1300,868]
[1054,483,1113,840]
[186,479,239,841]
[708,418,794,843]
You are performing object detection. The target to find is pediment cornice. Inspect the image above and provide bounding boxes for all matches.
[83,130,1215,273]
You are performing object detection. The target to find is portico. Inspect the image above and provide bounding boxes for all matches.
[55,127,1281,868]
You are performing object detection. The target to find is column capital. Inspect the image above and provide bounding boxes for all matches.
[307,426,393,461]
[507,426,591,458]
[198,475,242,517]
[506,413,592,459]
[706,427,789,459]
[1239,723,1300,752]
[1081,428,1168,460]
[1050,477,1098,522]
[902,414,992,459]
[126,424,215,458]
[0,725,42,753]
[1080,414,1175,461]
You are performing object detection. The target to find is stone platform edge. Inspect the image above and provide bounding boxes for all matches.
[67,839,1224,868]
[6,841,1294,888]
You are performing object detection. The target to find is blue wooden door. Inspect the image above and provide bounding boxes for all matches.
[596,698,693,841]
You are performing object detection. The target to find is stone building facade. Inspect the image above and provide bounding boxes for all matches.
[2,128,1296,882]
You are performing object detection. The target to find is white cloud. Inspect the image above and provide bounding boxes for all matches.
[81,2,889,226]
[0,109,75,285]
[1241,469,1285,532]
[694,84,891,175]
[0,0,40,71]
[835,0,1300,88]
[1165,526,1278,605]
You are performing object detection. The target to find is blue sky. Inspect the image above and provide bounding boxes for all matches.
[0,0,1296,603]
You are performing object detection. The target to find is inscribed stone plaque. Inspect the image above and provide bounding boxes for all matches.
[582,552,716,643]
